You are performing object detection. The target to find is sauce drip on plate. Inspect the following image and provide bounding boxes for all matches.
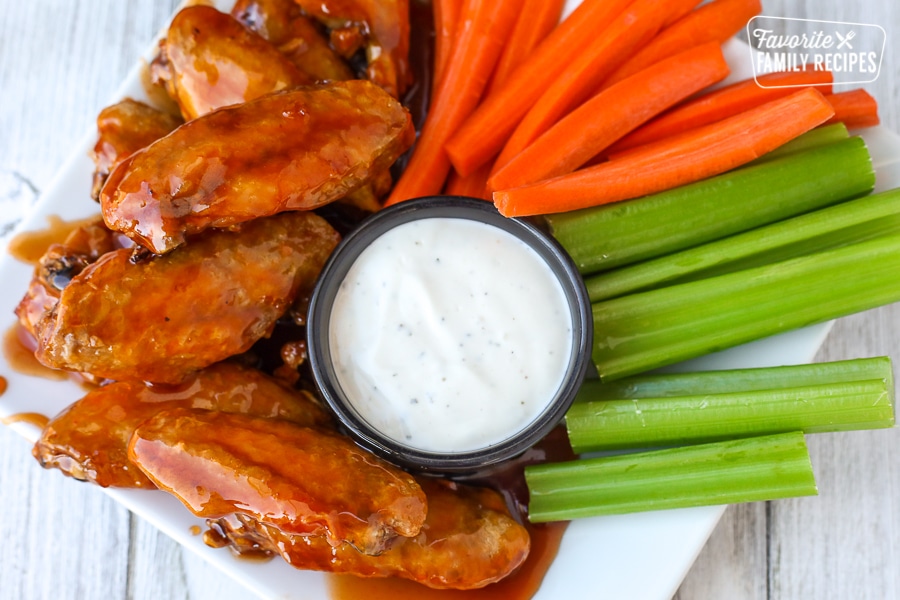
[1,412,50,429]
[3,323,67,381]
[7,214,103,265]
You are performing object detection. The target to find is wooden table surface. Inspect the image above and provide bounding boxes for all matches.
[1,1,897,599]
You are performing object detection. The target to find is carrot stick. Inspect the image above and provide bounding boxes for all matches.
[488,43,730,191]
[490,0,699,175]
[484,0,566,97]
[385,0,521,205]
[441,0,556,203]
[602,0,762,88]
[443,0,634,177]
[432,0,464,96]
[824,89,880,129]
[444,164,492,199]
[662,0,702,27]
[492,88,835,217]
[608,69,835,157]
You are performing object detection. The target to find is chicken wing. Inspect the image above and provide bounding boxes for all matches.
[151,5,311,121]
[207,477,530,589]
[129,408,427,555]
[33,362,332,488]
[90,99,182,200]
[231,0,354,83]
[100,80,413,254]
[293,0,411,98]
[33,211,339,384]
[14,218,118,338]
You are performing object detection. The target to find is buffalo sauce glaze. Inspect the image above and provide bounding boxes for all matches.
[327,427,576,600]
[3,214,107,383]
[3,3,571,597]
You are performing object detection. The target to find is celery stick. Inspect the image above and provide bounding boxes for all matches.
[592,234,900,380]
[547,137,874,275]
[526,431,817,522]
[574,357,893,401]
[567,378,894,453]
[750,122,849,165]
[585,187,900,302]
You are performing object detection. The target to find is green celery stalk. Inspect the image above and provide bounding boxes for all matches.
[592,234,900,380]
[567,359,894,453]
[585,187,900,302]
[525,431,817,522]
[546,137,874,275]
[574,356,893,401]
[750,122,849,165]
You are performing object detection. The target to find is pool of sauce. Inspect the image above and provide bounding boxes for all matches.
[7,214,102,265]
[3,323,68,382]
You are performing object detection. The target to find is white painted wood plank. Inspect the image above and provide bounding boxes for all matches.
[679,1,900,597]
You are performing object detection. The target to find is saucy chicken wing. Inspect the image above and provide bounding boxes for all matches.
[129,408,427,555]
[33,211,339,384]
[15,218,118,338]
[90,99,182,200]
[231,0,354,83]
[207,477,530,589]
[100,80,413,254]
[294,0,411,98]
[152,5,311,121]
[33,362,332,488]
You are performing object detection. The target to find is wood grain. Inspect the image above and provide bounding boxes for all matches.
[0,1,897,599]
[677,2,900,598]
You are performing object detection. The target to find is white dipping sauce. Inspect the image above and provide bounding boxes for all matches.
[328,217,573,453]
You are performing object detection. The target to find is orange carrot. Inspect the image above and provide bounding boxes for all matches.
[602,0,762,88]
[386,0,521,205]
[607,69,835,157]
[662,0,702,27]
[441,0,558,203]
[444,164,492,199]
[492,88,835,217]
[432,0,464,95]
[488,43,730,191]
[443,0,635,177]
[824,89,880,129]
[484,0,566,97]
[490,0,699,175]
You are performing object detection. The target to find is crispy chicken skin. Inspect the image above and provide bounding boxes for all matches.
[231,0,354,83]
[129,408,427,555]
[90,99,182,200]
[152,5,311,121]
[99,80,413,254]
[33,211,339,384]
[293,0,411,98]
[207,477,531,589]
[33,363,332,488]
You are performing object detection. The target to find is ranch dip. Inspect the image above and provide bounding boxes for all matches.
[328,217,573,453]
